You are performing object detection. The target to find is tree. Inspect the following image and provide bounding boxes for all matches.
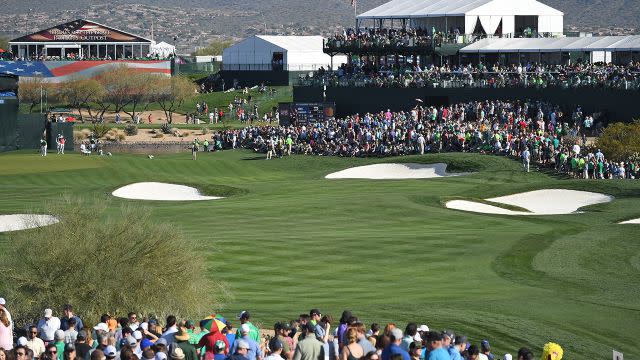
[192,40,233,56]
[56,78,105,122]
[150,76,196,123]
[97,66,153,122]
[18,77,49,113]
[0,197,225,327]
[595,121,640,161]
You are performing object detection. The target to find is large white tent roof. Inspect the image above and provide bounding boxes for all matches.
[459,36,640,53]
[254,35,325,52]
[358,0,563,19]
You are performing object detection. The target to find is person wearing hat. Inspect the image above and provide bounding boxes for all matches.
[230,325,261,360]
[184,321,204,347]
[292,323,323,360]
[440,331,454,351]
[54,330,66,360]
[480,340,494,360]
[75,331,93,360]
[38,309,62,343]
[213,340,227,360]
[197,319,229,360]
[174,327,198,360]
[381,328,409,360]
[171,348,186,360]
[227,339,250,360]
[408,341,422,360]
[235,312,259,343]
[265,338,285,360]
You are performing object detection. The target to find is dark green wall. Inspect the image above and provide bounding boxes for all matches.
[0,97,19,153]
[293,86,640,123]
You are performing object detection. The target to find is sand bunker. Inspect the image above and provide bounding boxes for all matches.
[619,218,640,224]
[445,189,613,216]
[326,163,468,180]
[0,214,59,232]
[112,182,223,201]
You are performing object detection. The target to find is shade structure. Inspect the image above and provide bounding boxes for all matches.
[357,0,563,36]
[459,35,640,53]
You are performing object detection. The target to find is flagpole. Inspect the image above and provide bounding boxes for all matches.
[354,0,357,29]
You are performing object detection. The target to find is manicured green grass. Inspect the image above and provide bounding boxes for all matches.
[0,150,639,359]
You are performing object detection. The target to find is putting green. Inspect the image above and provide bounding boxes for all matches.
[0,150,639,358]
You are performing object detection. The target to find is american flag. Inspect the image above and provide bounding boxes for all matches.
[0,60,171,83]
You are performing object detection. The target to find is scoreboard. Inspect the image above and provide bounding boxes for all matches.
[278,102,336,126]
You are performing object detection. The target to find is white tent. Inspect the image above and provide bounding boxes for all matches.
[149,41,175,58]
[222,35,347,71]
[357,0,564,36]
[459,36,640,53]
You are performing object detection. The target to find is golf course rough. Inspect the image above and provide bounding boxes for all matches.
[0,150,639,359]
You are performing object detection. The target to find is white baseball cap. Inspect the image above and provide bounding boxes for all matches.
[240,324,250,333]
[44,309,53,317]
[17,336,28,346]
[0,298,6,306]
[417,325,429,332]
[133,330,143,340]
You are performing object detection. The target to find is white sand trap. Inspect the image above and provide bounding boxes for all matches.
[112,182,222,201]
[619,218,640,224]
[446,189,613,216]
[326,163,468,180]
[0,214,59,232]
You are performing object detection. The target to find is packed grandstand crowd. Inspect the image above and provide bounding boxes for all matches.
[0,303,562,360]
[324,27,545,50]
[0,51,172,62]
[193,100,638,179]
[300,62,640,90]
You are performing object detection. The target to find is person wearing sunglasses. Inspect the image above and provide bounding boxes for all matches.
[45,343,59,360]
[26,325,46,358]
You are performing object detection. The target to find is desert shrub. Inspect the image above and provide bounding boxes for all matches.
[118,133,126,141]
[0,197,225,328]
[73,131,85,142]
[595,122,640,161]
[80,129,92,138]
[92,123,110,138]
[201,126,210,135]
[153,133,164,139]
[161,123,172,134]
[182,131,191,137]
[124,124,138,136]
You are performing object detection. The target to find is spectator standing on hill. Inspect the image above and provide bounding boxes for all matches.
[293,324,324,360]
[227,339,250,360]
[0,307,12,350]
[381,328,409,360]
[236,312,259,343]
[213,340,227,360]
[175,327,198,360]
[61,305,83,332]
[522,147,531,173]
[424,332,447,360]
[448,335,466,360]
[38,309,61,343]
[75,331,92,360]
[198,320,229,360]
[40,138,48,156]
[339,329,363,360]
[231,325,261,360]
[26,325,45,358]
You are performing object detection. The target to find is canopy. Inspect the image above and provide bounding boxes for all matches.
[459,35,640,53]
[357,0,563,19]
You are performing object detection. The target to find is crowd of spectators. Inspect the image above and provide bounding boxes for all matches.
[0,301,564,360]
[301,62,640,90]
[193,100,638,179]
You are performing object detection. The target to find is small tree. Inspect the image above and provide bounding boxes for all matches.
[150,76,196,124]
[0,197,226,327]
[18,77,49,113]
[56,78,105,122]
[191,40,233,56]
[595,121,640,161]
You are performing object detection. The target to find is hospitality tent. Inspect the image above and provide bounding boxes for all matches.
[459,35,640,63]
[149,41,175,58]
[222,35,347,71]
[357,0,564,36]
